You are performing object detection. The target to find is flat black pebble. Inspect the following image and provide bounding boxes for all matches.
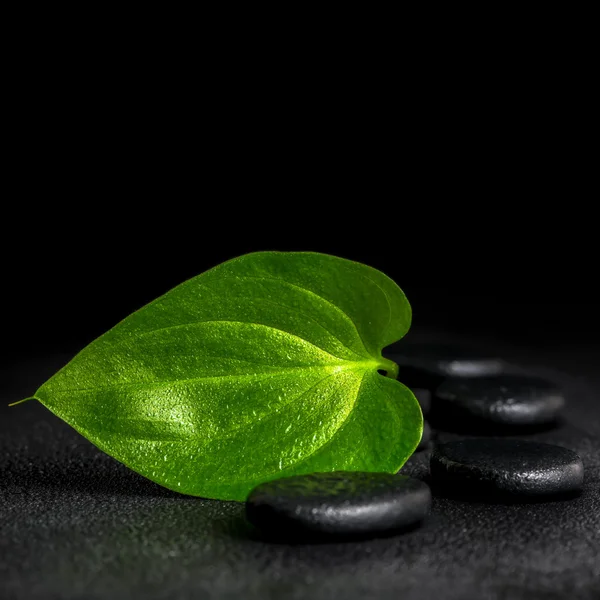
[246,472,431,538]
[386,343,505,389]
[435,375,565,427]
[417,421,432,451]
[431,439,584,498]
[412,388,431,416]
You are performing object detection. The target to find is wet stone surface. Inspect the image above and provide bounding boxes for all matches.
[388,343,506,390]
[412,387,431,416]
[434,375,565,427]
[430,439,584,499]
[246,471,432,539]
[416,421,432,451]
[387,342,506,376]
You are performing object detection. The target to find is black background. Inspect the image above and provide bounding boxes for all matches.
[3,205,597,361]
[3,39,596,360]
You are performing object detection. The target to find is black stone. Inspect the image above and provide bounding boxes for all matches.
[416,421,432,451]
[246,472,431,538]
[434,375,565,427]
[396,365,444,390]
[430,439,584,499]
[387,343,506,390]
[412,387,431,416]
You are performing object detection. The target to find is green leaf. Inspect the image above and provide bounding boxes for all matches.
[33,252,422,501]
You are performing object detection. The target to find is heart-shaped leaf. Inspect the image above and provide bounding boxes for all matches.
[33,252,422,500]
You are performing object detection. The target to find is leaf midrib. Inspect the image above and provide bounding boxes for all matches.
[41,361,380,396]
[42,269,384,399]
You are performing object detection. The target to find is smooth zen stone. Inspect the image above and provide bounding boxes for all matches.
[416,421,432,451]
[246,472,431,538]
[435,375,565,427]
[412,388,431,416]
[387,343,506,390]
[431,439,584,499]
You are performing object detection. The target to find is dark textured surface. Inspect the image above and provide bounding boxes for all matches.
[1,337,600,600]
[246,472,431,537]
[430,439,584,497]
[435,375,565,426]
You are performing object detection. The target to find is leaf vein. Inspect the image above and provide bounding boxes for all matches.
[128,319,355,364]
[189,372,342,481]
[44,365,346,395]
[217,275,371,356]
[240,280,368,361]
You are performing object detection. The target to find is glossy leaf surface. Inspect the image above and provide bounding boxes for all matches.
[34,252,422,500]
